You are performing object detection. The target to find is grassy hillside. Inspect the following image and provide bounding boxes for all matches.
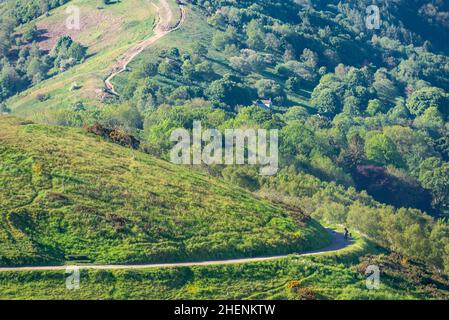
[0,116,330,266]
[6,0,156,117]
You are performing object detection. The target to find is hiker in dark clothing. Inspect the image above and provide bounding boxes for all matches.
[344,228,349,241]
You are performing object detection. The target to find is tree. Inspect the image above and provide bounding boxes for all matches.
[347,202,386,241]
[276,60,316,84]
[344,67,368,88]
[373,71,400,107]
[387,98,410,121]
[428,221,449,270]
[383,126,433,175]
[0,102,11,113]
[286,77,300,92]
[419,158,449,214]
[39,0,50,14]
[0,18,14,56]
[68,42,87,62]
[364,132,403,167]
[143,62,159,77]
[222,166,260,191]
[407,87,449,116]
[342,96,363,116]
[205,74,254,109]
[158,59,178,77]
[230,49,266,75]
[255,79,283,99]
[104,103,143,131]
[51,36,87,71]
[311,88,341,115]
[353,165,432,211]
[192,43,208,57]
[300,49,318,68]
[212,27,236,50]
[22,25,39,43]
[337,133,365,170]
[194,61,216,81]
[366,99,383,116]
[413,106,445,132]
[26,57,47,84]
[0,62,22,99]
[434,131,449,161]
[53,36,74,55]
[246,20,265,50]
[181,60,195,80]
[207,11,227,28]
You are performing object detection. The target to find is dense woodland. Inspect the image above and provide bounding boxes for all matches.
[1,0,449,275]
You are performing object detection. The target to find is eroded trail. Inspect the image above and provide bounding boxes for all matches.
[0,229,353,272]
[104,0,185,95]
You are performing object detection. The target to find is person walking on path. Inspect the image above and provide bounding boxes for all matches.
[344,227,349,241]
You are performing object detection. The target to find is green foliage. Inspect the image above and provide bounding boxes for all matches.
[364,132,403,167]
[0,33,86,102]
[311,87,341,115]
[52,36,87,71]
[419,158,449,213]
[261,167,449,273]
[21,24,38,43]
[222,166,260,191]
[205,74,254,109]
[407,87,449,116]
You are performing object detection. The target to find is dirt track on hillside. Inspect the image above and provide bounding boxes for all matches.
[0,229,353,272]
[104,0,185,95]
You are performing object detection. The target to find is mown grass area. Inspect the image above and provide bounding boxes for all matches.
[7,0,156,117]
[0,116,331,266]
[1,235,447,300]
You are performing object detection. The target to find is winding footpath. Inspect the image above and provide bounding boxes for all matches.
[104,0,186,95]
[0,229,352,272]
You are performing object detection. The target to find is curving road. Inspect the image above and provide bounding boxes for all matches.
[0,229,352,272]
[104,0,185,95]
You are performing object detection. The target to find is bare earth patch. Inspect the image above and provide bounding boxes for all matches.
[35,9,122,53]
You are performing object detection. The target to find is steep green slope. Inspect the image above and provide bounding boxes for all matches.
[0,116,330,266]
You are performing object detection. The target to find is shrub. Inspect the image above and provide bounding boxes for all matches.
[85,123,140,149]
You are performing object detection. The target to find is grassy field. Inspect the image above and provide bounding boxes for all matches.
[7,0,157,118]
[0,116,331,267]
[1,234,447,300]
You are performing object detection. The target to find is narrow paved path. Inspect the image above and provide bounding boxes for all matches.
[0,229,353,272]
[104,0,185,95]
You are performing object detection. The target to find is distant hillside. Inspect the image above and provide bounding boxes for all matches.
[0,116,330,266]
